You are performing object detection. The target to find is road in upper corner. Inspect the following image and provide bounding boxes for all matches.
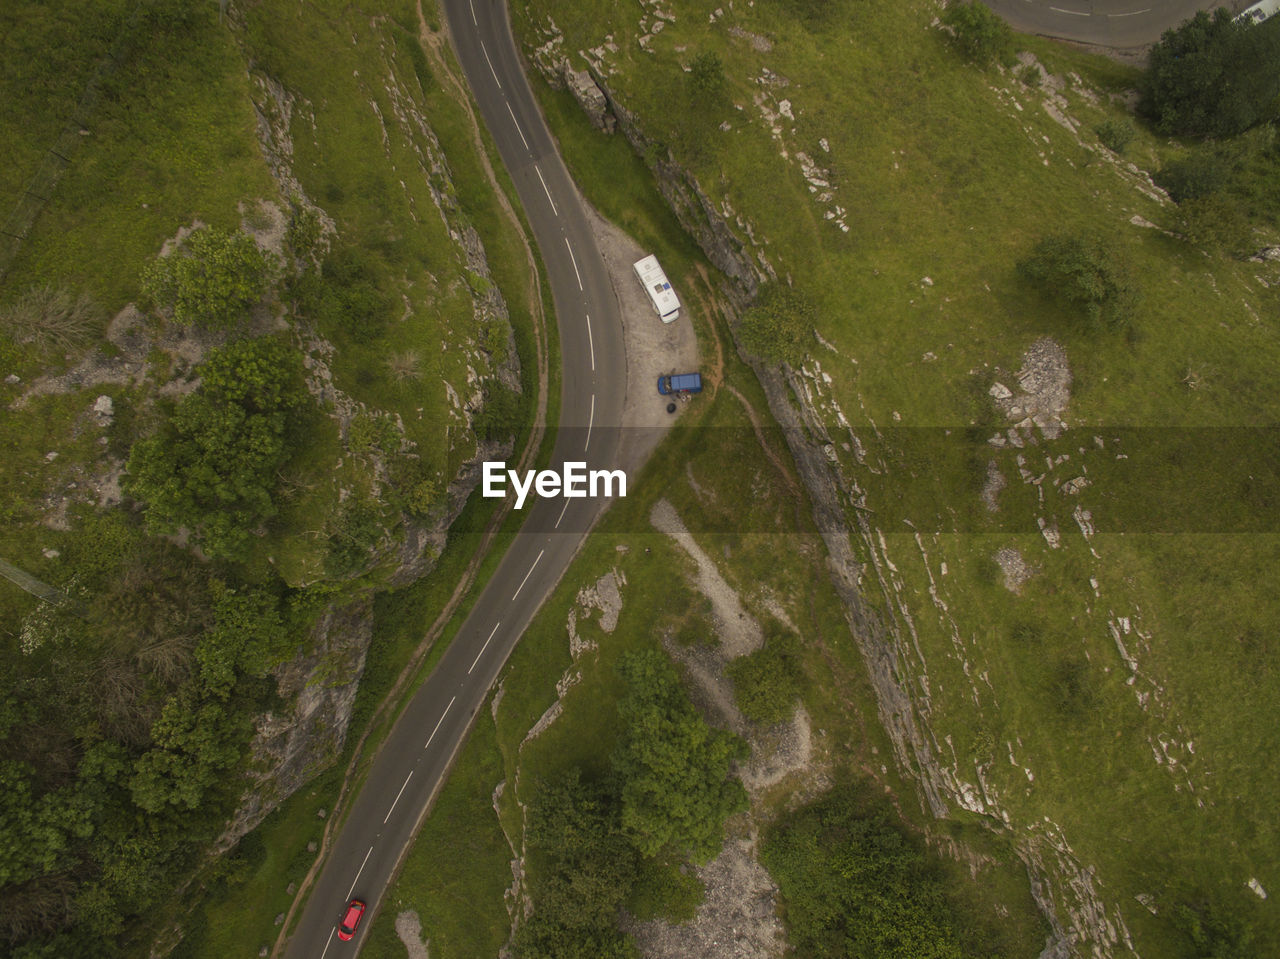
[981,0,1227,47]
[281,1,628,957]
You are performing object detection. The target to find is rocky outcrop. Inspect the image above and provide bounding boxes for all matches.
[218,598,372,851]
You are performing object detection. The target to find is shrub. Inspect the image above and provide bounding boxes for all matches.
[1095,117,1135,154]
[737,283,816,366]
[1017,232,1139,332]
[941,1,1015,67]
[472,383,524,443]
[1173,194,1253,254]
[1141,9,1280,137]
[141,227,276,329]
[727,629,804,725]
[1155,151,1230,202]
[762,787,969,959]
[125,337,311,560]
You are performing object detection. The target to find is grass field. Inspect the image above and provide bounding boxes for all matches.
[512,0,1280,955]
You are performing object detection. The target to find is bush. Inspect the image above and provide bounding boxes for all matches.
[1095,117,1135,154]
[141,227,276,329]
[762,787,969,959]
[1141,9,1280,137]
[1017,233,1139,332]
[727,629,804,725]
[941,1,1015,67]
[472,383,524,443]
[613,649,748,862]
[1155,150,1231,202]
[737,283,816,366]
[1173,194,1254,254]
[126,337,311,560]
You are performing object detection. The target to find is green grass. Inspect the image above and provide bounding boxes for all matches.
[370,337,1046,955]
[514,0,1280,954]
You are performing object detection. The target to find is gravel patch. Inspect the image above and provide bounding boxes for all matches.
[394,910,430,959]
[624,838,785,959]
[650,499,762,658]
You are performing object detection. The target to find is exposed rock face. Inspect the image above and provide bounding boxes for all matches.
[562,62,615,132]
[219,597,372,850]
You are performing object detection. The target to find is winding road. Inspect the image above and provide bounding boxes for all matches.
[981,0,1227,46]
[281,1,628,956]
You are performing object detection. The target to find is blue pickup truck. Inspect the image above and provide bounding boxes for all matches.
[657,372,702,395]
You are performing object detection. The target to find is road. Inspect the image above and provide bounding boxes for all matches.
[981,0,1225,46]
[282,1,628,956]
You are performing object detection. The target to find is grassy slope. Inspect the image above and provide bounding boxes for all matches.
[0,1,548,956]
[512,0,1280,955]
[361,101,1049,952]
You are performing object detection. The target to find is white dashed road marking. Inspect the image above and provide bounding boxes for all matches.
[564,237,583,290]
[469,622,502,675]
[585,394,594,452]
[534,165,558,216]
[424,697,455,750]
[512,549,545,602]
[506,100,530,150]
[346,846,373,899]
[480,41,501,87]
[585,313,595,371]
[383,771,413,824]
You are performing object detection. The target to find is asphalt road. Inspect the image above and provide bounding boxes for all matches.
[281,1,628,956]
[981,0,1223,46]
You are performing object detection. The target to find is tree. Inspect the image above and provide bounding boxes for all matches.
[1141,10,1280,137]
[762,788,968,959]
[126,337,311,560]
[514,771,638,959]
[941,1,1015,67]
[1017,233,1139,332]
[737,283,816,366]
[141,226,276,328]
[612,650,747,862]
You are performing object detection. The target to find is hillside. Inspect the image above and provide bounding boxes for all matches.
[509,0,1280,956]
[0,1,540,954]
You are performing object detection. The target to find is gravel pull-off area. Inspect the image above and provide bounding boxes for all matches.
[582,204,699,475]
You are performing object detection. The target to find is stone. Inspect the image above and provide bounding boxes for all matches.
[989,382,1012,400]
[274,913,285,926]
[4,374,19,385]
[306,840,317,853]
[561,63,614,132]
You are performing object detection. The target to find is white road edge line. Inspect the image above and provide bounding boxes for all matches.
[534,165,558,216]
[480,41,501,88]
[469,622,502,675]
[585,394,594,452]
[1049,5,1090,15]
[554,498,571,529]
[346,846,374,899]
[585,313,595,371]
[383,771,413,824]
[320,930,336,959]
[564,237,583,290]
[468,0,477,25]
[424,696,456,750]
[512,549,545,602]
[505,101,530,150]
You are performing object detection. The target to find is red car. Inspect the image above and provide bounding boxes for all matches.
[337,899,366,941]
